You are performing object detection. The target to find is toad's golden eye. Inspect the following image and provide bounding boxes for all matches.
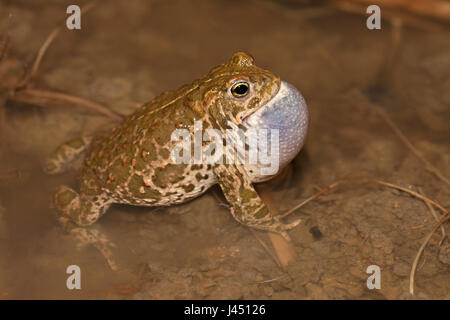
[230,81,250,98]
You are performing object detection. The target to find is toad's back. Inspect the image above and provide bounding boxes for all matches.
[81,85,216,206]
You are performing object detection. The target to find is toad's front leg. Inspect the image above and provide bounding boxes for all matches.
[213,164,300,239]
[54,185,118,270]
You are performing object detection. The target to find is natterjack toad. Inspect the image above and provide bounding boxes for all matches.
[45,52,309,265]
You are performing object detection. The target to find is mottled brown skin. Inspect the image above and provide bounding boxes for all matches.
[46,52,300,266]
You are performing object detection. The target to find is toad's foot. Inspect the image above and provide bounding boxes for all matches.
[271,217,301,241]
[44,136,93,175]
[243,215,301,241]
[214,164,302,240]
[54,185,118,270]
[58,217,118,270]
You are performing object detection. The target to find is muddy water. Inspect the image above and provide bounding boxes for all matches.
[0,0,449,299]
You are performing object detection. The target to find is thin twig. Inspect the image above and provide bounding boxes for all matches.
[250,229,282,268]
[17,29,60,88]
[262,174,449,296]
[7,1,122,121]
[374,107,450,186]
[318,36,449,186]
[279,181,341,219]
[418,187,446,243]
[409,215,450,295]
[397,220,435,231]
[260,175,449,296]
[258,184,297,268]
[373,179,448,215]
[16,1,97,89]
[15,88,123,121]
[256,275,289,284]
[349,89,450,186]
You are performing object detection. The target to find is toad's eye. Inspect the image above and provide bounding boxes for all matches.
[230,81,250,98]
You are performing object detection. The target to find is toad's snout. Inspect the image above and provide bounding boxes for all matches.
[244,80,309,181]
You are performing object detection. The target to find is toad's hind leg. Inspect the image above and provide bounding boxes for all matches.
[54,185,118,270]
[44,136,93,174]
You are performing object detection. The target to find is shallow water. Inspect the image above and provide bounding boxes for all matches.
[0,0,449,299]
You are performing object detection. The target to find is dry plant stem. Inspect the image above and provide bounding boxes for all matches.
[341,20,449,186]
[370,180,449,296]
[269,173,449,295]
[399,221,433,230]
[375,108,450,186]
[16,29,60,88]
[17,2,97,89]
[267,232,296,269]
[418,187,446,242]
[279,181,341,219]
[257,275,288,284]
[280,178,448,218]
[373,179,448,215]
[9,1,120,121]
[409,215,450,295]
[259,186,296,269]
[320,26,449,187]
[351,89,450,186]
[249,229,282,268]
[16,88,123,121]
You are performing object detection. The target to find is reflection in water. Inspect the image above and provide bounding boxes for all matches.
[0,0,448,299]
